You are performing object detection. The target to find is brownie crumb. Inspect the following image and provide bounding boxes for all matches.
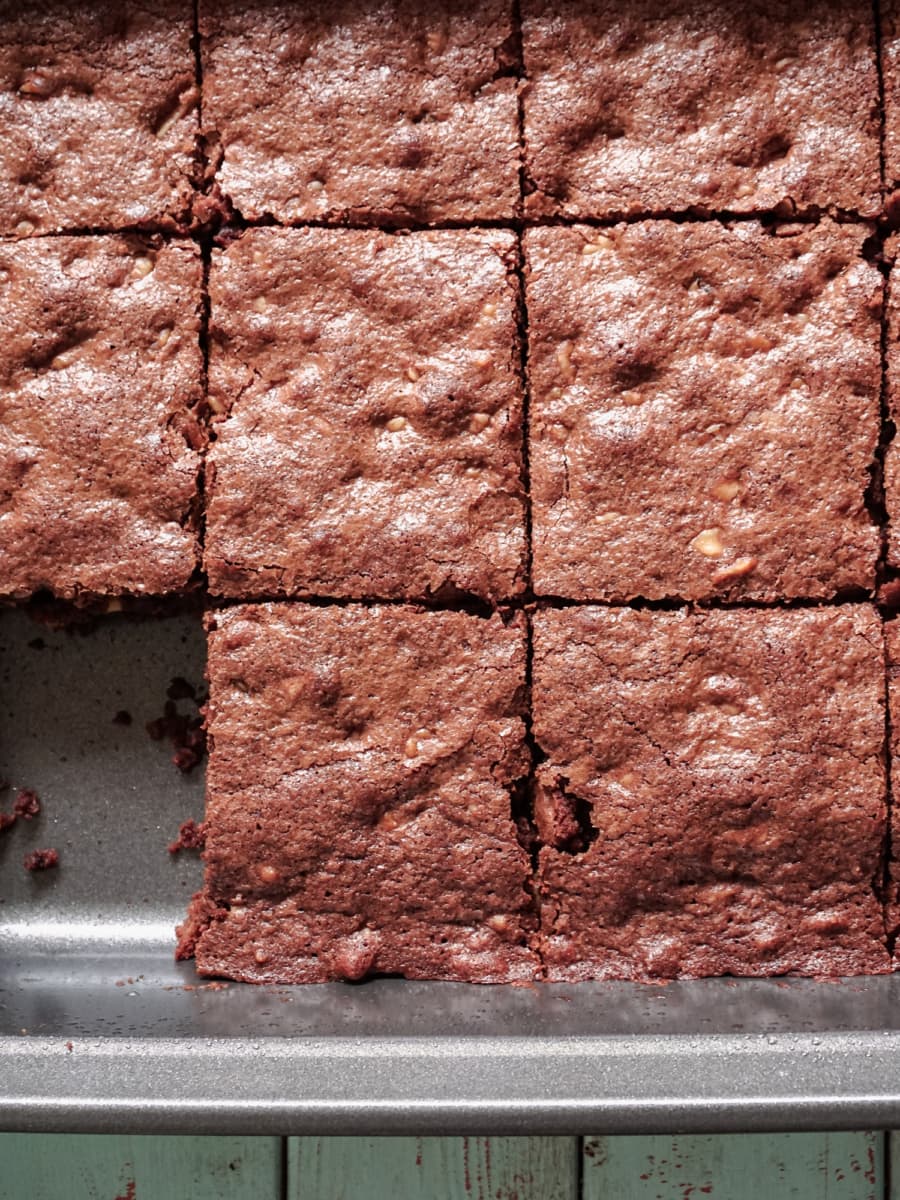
[23,848,59,871]
[13,789,40,820]
[168,818,208,854]
[146,694,207,774]
[112,709,133,727]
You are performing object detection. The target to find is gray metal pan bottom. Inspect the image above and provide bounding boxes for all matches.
[3,609,900,1135]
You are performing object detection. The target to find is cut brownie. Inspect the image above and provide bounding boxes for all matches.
[199,0,519,224]
[0,236,203,599]
[524,220,882,601]
[0,0,198,236]
[885,619,900,957]
[532,606,889,980]
[884,1,900,193]
[521,0,880,219]
[886,236,900,570]
[180,604,537,983]
[205,227,525,602]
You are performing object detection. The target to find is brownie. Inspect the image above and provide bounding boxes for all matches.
[179,604,537,983]
[886,237,900,570]
[0,236,203,600]
[520,0,880,219]
[885,620,900,955]
[532,606,889,980]
[0,1,198,236]
[524,220,882,601]
[884,1,900,193]
[204,227,525,602]
[199,0,519,224]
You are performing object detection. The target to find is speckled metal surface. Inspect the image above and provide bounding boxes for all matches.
[3,608,900,1134]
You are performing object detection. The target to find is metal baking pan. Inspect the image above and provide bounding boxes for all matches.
[4,607,900,1135]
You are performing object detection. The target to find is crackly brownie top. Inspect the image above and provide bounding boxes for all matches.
[0,235,202,599]
[205,227,525,602]
[883,0,900,189]
[202,603,530,909]
[521,0,880,218]
[0,0,198,236]
[524,220,882,601]
[200,0,520,223]
[532,605,886,887]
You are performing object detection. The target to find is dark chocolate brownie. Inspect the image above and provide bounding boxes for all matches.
[0,236,203,600]
[199,0,519,224]
[179,603,537,983]
[0,1,198,236]
[204,227,525,602]
[521,0,880,219]
[524,220,882,601]
[885,619,900,957]
[532,606,889,980]
[884,1,900,193]
[886,237,900,570]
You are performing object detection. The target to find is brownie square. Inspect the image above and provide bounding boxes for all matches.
[0,236,203,599]
[532,606,889,980]
[521,0,880,219]
[179,604,537,983]
[885,619,900,957]
[886,236,900,569]
[884,1,900,192]
[524,220,882,601]
[0,1,198,236]
[205,227,526,602]
[199,0,520,224]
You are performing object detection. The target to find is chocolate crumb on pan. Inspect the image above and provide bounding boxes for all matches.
[23,848,59,872]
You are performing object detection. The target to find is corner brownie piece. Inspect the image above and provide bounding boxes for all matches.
[532,606,889,980]
[0,1,198,236]
[179,604,537,983]
[199,0,519,224]
[0,236,203,599]
[884,620,900,958]
[524,220,882,601]
[885,236,900,569]
[205,227,525,602]
[521,0,880,219]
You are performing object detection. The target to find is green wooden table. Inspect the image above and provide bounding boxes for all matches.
[0,1133,891,1198]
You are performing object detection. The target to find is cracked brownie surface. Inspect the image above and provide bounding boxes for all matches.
[180,603,537,983]
[204,226,526,602]
[0,0,198,236]
[531,605,890,980]
[521,0,880,218]
[0,235,203,600]
[524,220,882,601]
[199,0,520,223]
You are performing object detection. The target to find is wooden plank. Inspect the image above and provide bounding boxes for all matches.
[583,1132,885,1200]
[889,1131,900,1200]
[0,1134,283,1200]
[288,1136,579,1200]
